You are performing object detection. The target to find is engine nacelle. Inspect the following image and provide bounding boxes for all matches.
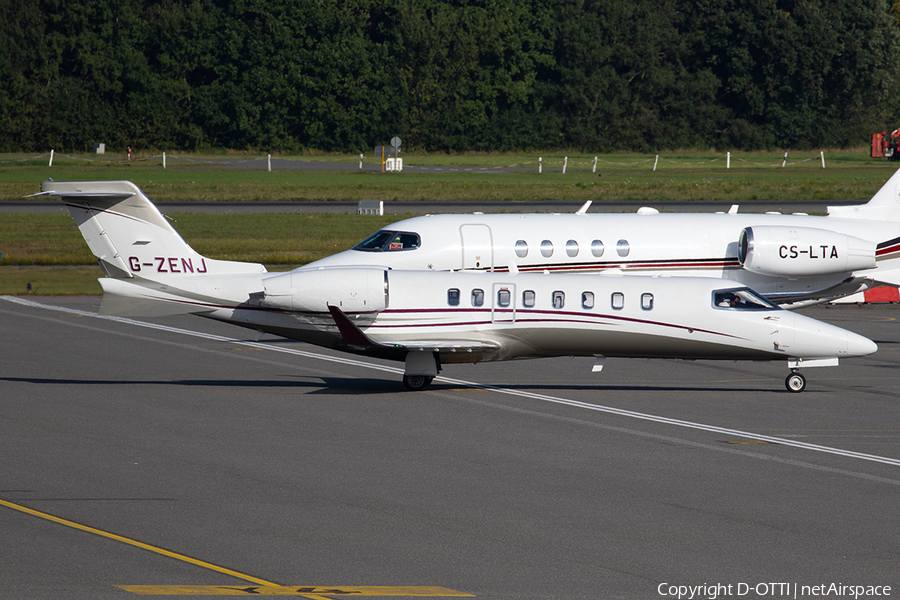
[257,267,387,313]
[738,226,875,277]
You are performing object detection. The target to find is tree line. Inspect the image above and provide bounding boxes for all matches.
[1,0,899,154]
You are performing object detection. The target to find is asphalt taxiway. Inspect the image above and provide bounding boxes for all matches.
[1,296,899,599]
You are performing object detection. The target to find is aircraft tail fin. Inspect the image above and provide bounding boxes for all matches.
[35,180,266,280]
[828,167,900,222]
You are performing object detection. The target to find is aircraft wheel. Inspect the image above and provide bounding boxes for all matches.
[785,371,806,393]
[403,375,433,391]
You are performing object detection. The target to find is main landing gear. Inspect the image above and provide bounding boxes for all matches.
[403,375,434,391]
[402,351,440,391]
[785,370,807,393]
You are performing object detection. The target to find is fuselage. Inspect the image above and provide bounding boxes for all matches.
[115,269,875,366]
[307,211,900,305]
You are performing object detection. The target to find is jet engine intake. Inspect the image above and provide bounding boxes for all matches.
[738,226,875,277]
[258,267,388,313]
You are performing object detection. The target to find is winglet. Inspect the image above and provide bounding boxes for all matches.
[575,201,592,215]
[328,305,376,347]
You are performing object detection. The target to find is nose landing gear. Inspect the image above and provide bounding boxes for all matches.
[785,370,807,393]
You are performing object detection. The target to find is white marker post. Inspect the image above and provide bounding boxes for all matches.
[782,152,788,167]
[359,154,364,170]
[562,156,567,174]
[539,157,542,174]
[820,151,825,168]
[727,151,730,169]
[49,149,54,167]
[653,155,659,172]
[593,156,598,173]
[268,154,272,172]
[163,152,166,169]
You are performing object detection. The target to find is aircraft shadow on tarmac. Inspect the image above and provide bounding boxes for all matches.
[1,376,325,389]
[2,375,785,394]
[1,375,403,394]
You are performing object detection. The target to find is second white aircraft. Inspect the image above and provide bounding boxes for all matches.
[36,179,878,392]
[310,168,900,307]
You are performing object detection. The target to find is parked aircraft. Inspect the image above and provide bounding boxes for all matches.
[308,168,900,307]
[36,180,877,392]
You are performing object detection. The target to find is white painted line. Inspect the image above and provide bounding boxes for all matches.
[6,295,900,468]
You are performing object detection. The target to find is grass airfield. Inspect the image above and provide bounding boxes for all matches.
[2,149,898,294]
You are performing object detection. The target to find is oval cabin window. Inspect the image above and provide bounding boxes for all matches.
[541,240,554,258]
[515,240,528,258]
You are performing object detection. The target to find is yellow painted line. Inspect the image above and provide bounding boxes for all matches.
[0,498,277,587]
[118,586,474,596]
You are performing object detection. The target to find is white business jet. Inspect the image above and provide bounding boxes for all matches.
[308,168,900,307]
[36,180,876,392]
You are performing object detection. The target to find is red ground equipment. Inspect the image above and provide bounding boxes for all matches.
[872,130,900,160]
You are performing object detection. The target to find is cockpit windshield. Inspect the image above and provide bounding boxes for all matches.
[713,288,779,310]
[353,230,421,252]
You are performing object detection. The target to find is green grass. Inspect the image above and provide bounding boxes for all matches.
[0,266,106,295]
[3,148,899,294]
[0,213,398,266]
[2,149,898,204]
[0,212,400,295]
[0,264,306,296]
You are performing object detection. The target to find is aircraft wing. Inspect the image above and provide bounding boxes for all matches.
[327,305,500,355]
[376,340,502,352]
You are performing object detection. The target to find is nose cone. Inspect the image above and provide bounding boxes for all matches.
[846,330,878,358]
[787,312,877,359]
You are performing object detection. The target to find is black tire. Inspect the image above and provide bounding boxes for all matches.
[785,372,806,393]
[403,375,433,391]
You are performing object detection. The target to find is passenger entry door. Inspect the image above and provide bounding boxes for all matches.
[492,283,516,323]
[460,224,493,270]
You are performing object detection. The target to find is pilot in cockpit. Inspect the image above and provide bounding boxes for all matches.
[717,292,737,308]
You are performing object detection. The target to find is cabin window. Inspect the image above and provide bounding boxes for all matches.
[497,289,511,307]
[582,291,594,309]
[540,240,554,258]
[523,290,536,307]
[471,288,485,307]
[616,239,630,257]
[591,240,604,257]
[566,240,579,257]
[353,230,420,252]
[641,293,654,310]
[611,292,625,310]
[714,288,778,311]
[552,291,565,309]
[515,240,528,258]
[448,288,460,306]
